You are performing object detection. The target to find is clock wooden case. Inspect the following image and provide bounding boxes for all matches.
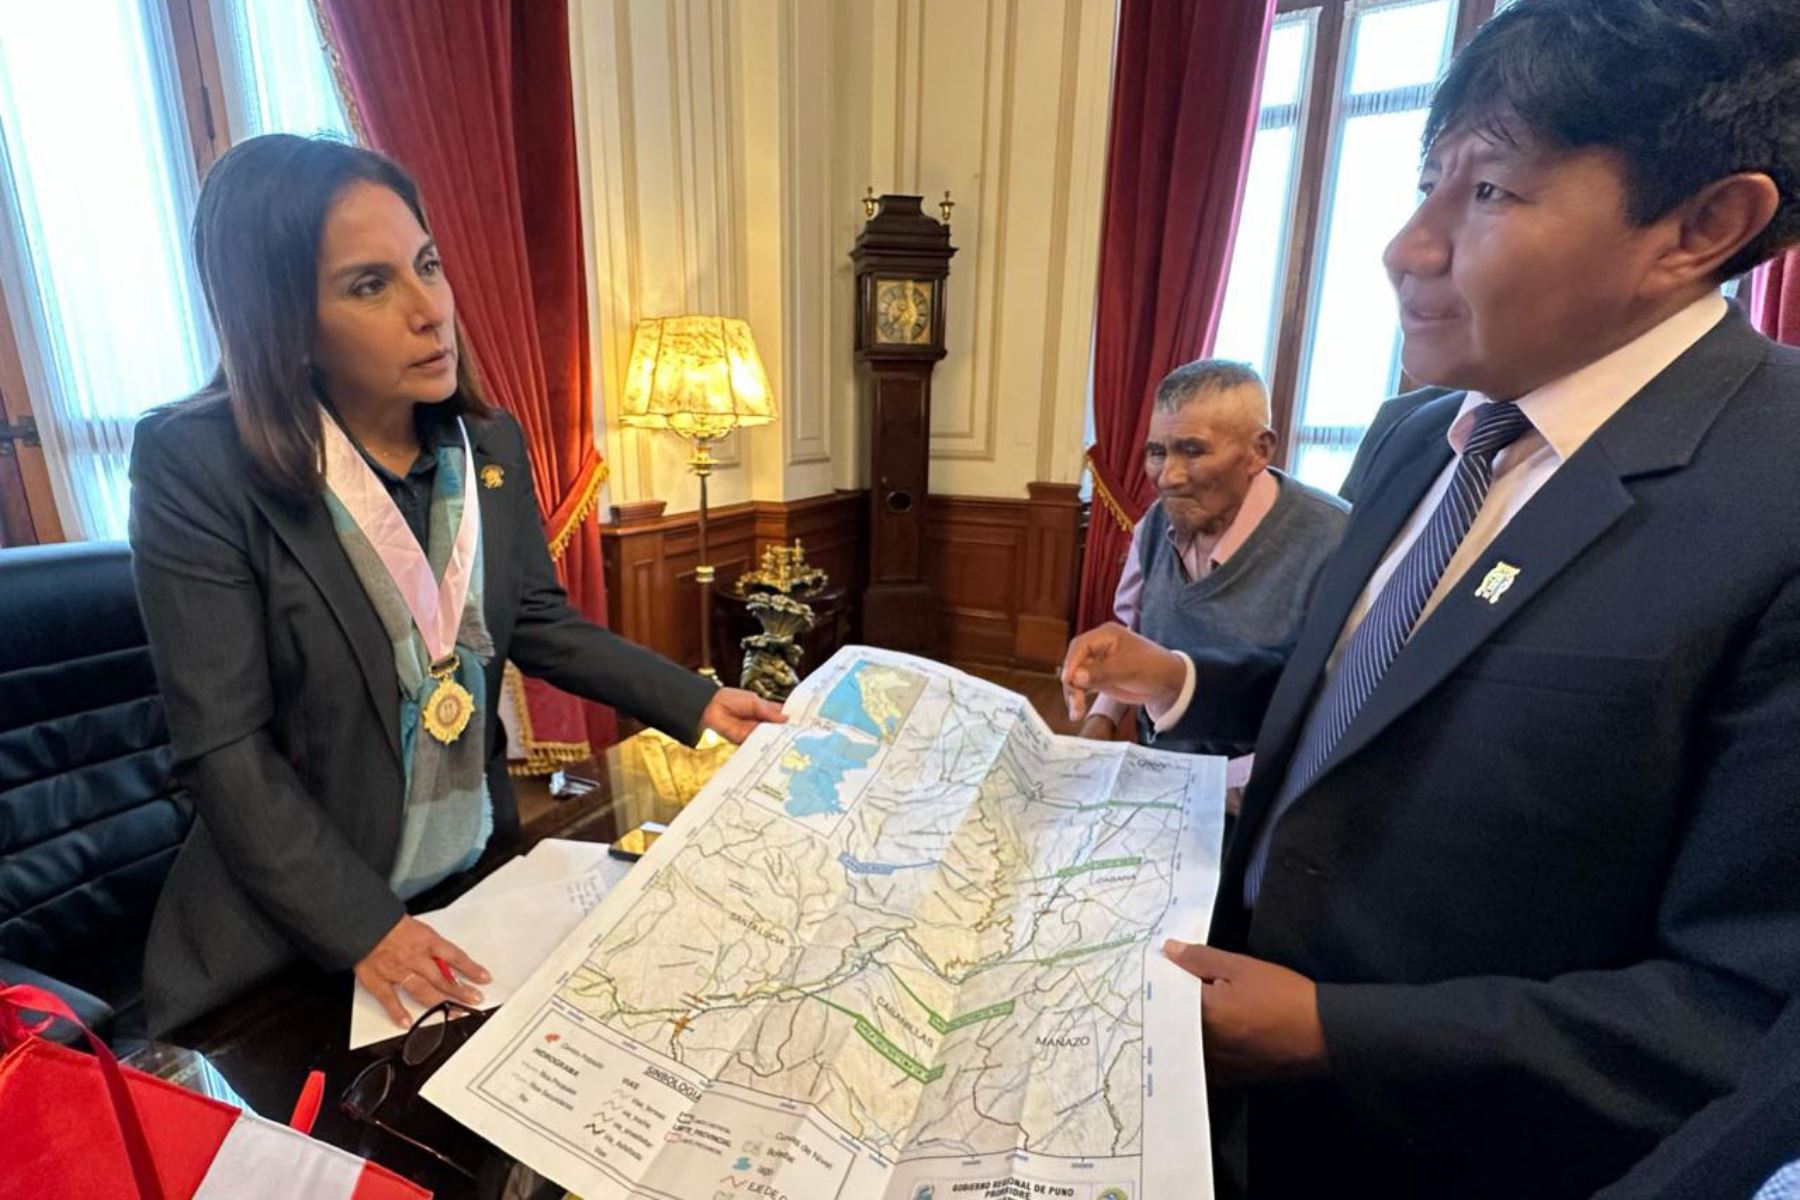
[851,194,956,653]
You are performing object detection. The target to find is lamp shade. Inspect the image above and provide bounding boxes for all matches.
[618,315,776,440]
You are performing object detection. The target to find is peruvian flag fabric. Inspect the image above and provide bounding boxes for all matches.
[0,987,429,1200]
[190,1107,426,1200]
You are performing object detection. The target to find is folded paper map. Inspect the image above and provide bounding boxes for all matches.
[423,647,1224,1199]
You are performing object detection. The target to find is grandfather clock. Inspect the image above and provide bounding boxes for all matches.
[851,193,956,653]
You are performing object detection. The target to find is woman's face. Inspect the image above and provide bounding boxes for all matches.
[311,180,458,413]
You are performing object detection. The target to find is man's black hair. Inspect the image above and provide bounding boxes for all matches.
[1426,0,1800,279]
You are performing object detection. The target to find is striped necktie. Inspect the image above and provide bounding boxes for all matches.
[1243,400,1536,903]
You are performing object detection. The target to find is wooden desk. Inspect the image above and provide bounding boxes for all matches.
[162,731,734,1199]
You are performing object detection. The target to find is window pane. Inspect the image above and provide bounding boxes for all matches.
[1260,20,1311,110]
[213,0,352,142]
[1348,0,1453,96]
[0,0,212,539]
[1286,0,1460,493]
[1212,12,1314,382]
[1214,125,1298,379]
[1293,443,1360,493]
[1297,108,1425,433]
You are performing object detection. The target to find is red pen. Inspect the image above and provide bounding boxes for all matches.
[431,955,458,987]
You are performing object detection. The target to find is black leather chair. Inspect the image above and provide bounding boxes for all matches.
[0,541,191,1039]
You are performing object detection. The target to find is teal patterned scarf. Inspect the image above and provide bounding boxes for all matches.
[322,422,494,899]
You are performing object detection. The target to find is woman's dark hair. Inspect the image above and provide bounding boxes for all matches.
[1427,0,1800,281]
[188,134,491,498]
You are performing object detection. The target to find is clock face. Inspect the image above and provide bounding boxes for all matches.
[873,279,933,346]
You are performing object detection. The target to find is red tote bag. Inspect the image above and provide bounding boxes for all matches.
[0,982,431,1199]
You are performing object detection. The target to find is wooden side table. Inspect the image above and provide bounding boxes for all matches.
[710,583,851,690]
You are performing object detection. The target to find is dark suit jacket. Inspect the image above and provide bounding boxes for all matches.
[1167,308,1800,1197]
[1594,995,1800,1199]
[1336,386,1450,506]
[129,400,716,1036]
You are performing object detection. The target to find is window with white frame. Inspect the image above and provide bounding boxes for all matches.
[210,0,352,143]
[1214,0,1503,492]
[0,0,349,541]
[1214,12,1318,382]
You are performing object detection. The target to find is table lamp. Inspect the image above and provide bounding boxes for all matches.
[619,315,776,678]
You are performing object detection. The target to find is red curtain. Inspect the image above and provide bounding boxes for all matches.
[1750,250,1800,345]
[1077,0,1275,631]
[319,0,616,763]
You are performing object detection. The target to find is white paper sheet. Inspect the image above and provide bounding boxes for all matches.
[445,838,615,912]
[347,844,632,1050]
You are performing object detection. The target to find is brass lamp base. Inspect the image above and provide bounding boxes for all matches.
[690,441,718,678]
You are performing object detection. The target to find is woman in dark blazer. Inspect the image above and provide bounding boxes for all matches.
[130,134,782,1037]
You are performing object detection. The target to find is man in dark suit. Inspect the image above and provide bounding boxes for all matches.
[1335,388,1441,506]
[1061,0,1800,1195]
[1592,995,1800,1199]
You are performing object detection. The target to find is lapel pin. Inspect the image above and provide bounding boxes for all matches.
[1474,561,1520,605]
[479,464,504,490]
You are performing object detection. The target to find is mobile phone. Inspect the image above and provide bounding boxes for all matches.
[608,822,667,862]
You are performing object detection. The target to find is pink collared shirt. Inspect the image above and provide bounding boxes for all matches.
[1095,469,1278,787]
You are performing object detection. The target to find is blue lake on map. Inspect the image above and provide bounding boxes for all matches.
[785,730,879,818]
[818,665,898,740]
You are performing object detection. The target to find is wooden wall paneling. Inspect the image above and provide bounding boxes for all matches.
[602,486,1082,674]
[924,484,1084,670]
[752,490,869,632]
[1015,482,1082,668]
[926,495,1024,665]
[601,491,866,667]
[600,499,667,649]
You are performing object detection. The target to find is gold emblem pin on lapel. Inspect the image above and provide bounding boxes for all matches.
[479,464,504,490]
[1474,561,1520,605]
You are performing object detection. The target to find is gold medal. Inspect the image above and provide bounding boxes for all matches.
[422,655,475,744]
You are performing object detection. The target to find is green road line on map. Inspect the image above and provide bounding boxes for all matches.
[854,1019,943,1083]
[928,998,1014,1035]
[1055,855,1144,879]
[886,969,1012,1034]
[805,989,945,1084]
[1054,799,1183,813]
[805,992,863,1022]
[889,971,946,1027]
[1039,936,1138,967]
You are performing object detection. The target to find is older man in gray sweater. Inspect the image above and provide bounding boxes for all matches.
[1080,360,1348,792]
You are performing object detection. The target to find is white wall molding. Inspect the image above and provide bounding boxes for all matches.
[572,0,1116,512]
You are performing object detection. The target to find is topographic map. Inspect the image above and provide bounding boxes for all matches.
[424,648,1224,1200]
